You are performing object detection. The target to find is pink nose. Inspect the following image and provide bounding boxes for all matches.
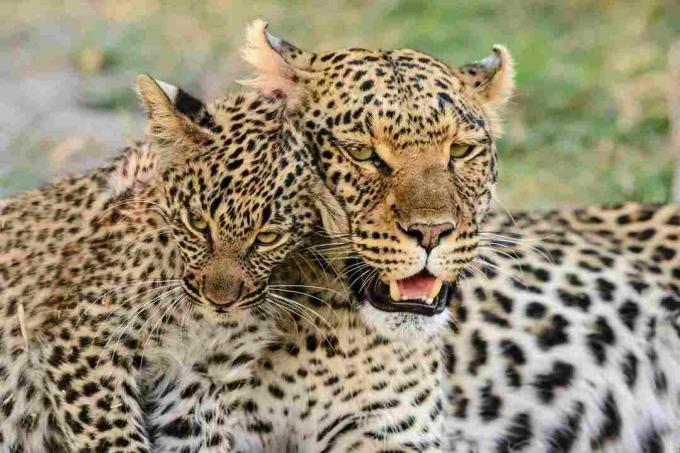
[403,222,455,251]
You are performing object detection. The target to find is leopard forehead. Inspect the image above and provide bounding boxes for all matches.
[305,48,490,147]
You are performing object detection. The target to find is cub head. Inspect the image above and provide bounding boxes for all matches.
[241,20,514,337]
[137,75,345,318]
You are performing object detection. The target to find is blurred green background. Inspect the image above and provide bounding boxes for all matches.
[1,0,678,208]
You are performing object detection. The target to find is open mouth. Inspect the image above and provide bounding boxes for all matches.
[346,258,453,316]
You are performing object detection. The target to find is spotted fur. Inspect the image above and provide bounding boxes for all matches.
[441,206,680,452]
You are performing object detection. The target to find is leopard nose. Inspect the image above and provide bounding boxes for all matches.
[204,274,243,306]
[403,222,455,251]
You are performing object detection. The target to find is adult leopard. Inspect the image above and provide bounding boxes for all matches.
[0,76,344,451]
[230,20,515,452]
[231,21,680,452]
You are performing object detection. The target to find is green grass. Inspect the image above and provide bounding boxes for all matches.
[1,0,679,208]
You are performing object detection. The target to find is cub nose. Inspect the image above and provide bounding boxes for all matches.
[204,274,243,306]
[403,222,455,251]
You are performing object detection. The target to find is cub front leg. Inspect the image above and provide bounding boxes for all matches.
[146,373,238,452]
[44,327,151,452]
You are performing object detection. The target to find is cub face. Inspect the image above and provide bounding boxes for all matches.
[137,76,345,318]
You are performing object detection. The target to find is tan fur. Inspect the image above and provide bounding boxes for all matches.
[136,75,209,169]
[456,45,515,137]
[239,20,306,108]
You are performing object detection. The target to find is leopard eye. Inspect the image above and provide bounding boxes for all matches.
[255,231,282,247]
[188,210,208,232]
[449,143,476,159]
[347,146,374,161]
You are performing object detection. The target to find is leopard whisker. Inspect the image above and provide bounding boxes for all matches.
[96,286,182,367]
[269,284,343,295]
[267,293,338,339]
[140,292,185,363]
[263,297,301,336]
[270,288,336,312]
[266,296,323,338]
[75,280,182,329]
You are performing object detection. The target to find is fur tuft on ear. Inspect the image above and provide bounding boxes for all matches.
[239,19,306,108]
[458,45,515,110]
[136,74,208,169]
[308,178,349,238]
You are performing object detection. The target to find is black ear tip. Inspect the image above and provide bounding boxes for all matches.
[174,88,204,119]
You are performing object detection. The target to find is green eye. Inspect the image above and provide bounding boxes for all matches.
[256,231,282,246]
[450,143,476,159]
[188,210,208,232]
[347,146,374,161]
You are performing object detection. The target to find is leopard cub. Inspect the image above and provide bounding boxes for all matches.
[0,75,343,451]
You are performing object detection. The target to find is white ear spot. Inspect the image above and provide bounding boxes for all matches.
[155,80,179,103]
[239,19,303,103]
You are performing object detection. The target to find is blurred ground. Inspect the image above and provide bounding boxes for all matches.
[0,0,678,208]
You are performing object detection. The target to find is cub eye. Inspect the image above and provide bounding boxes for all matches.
[449,143,476,159]
[347,146,374,161]
[188,210,208,232]
[255,231,282,246]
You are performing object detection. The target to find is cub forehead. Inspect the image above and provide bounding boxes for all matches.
[211,93,286,130]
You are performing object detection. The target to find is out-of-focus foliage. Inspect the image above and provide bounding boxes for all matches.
[1,0,678,208]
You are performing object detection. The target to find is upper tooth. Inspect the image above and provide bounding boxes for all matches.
[429,278,443,300]
[389,280,401,301]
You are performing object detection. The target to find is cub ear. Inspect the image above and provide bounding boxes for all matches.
[457,45,515,111]
[239,19,313,108]
[136,75,209,167]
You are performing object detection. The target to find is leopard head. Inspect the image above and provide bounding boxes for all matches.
[137,75,345,319]
[241,21,514,338]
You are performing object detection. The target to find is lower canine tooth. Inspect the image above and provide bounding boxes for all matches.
[389,280,401,301]
[429,278,443,299]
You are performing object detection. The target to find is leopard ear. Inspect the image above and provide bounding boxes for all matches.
[137,75,207,124]
[457,45,515,111]
[239,19,312,108]
[136,75,209,168]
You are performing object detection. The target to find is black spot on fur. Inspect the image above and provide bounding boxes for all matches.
[586,316,616,365]
[537,314,570,350]
[468,330,488,375]
[533,361,574,403]
[546,402,585,453]
[590,391,621,448]
[496,412,532,453]
[479,382,502,421]
[621,352,638,389]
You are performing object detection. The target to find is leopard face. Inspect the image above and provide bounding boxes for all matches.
[242,21,514,337]
[137,76,344,318]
